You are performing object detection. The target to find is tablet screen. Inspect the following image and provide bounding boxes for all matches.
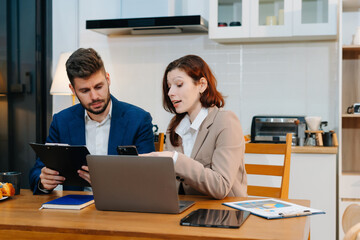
[180,208,250,228]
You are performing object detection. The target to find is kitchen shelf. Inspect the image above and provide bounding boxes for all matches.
[342,114,360,117]
[341,43,360,174]
[343,0,360,11]
[343,45,360,59]
[342,172,360,176]
[343,45,360,49]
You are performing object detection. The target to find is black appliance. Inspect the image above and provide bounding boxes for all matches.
[86,15,208,36]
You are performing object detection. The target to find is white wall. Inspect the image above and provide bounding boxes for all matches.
[52,0,339,135]
[342,10,360,45]
[52,0,79,112]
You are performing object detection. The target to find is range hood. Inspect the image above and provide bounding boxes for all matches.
[86,15,208,36]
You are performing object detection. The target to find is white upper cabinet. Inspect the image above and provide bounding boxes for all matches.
[209,0,337,42]
[209,0,250,41]
[293,0,337,38]
[250,0,293,38]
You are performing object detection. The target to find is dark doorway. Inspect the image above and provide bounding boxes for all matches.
[0,0,52,189]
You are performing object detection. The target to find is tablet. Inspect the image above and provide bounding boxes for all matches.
[180,209,250,228]
[29,143,90,187]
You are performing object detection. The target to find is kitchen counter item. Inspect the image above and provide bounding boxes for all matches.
[330,130,338,147]
[297,122,306,146]
[229,21,241,26]
[305,132,316,146]
[323,132,333,146]
[305,116,322,131]
[305,130,323,146]
[250,116,305,145]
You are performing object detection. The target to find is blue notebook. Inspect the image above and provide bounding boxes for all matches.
[40,194,94,210]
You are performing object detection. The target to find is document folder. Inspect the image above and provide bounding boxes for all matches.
[223,198,325,219]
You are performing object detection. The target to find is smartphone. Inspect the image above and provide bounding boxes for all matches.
[180,209,250,228]
[116,145,138,155]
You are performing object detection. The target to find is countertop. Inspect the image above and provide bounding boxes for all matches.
[245,143,338,154]
[291,146,338,154]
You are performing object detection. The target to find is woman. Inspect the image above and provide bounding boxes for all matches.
[146,55,247,200]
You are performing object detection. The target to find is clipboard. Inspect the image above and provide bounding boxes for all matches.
[30,143,90,187]
[223,198,325,219]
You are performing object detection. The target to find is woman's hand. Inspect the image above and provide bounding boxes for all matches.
[140,151,174,158]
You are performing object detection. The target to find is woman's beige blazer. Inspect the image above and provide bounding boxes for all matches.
[166,107,247,199]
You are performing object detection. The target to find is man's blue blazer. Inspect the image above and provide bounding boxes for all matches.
[29,95,155,194]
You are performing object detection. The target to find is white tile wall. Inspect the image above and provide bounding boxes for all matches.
[78,35,338,134]
[53,0,339,136]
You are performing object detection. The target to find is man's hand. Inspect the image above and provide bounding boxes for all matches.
[78,166,91,184]
[40,167,65,190]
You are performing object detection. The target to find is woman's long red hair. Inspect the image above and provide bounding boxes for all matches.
[162,55,225,146]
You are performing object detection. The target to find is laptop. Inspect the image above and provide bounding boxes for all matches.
[86,155,195,214]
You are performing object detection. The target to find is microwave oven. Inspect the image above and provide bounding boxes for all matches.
[250,116,305,145]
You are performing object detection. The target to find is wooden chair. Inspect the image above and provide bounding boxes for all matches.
[343,203,360,240]
[245,133,292,199]
[154,132,164,152]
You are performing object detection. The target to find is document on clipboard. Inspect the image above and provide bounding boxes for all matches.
[223,198,325,219]
[29,143,90,187]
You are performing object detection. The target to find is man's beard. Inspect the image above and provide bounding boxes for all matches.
[79,92,111,115]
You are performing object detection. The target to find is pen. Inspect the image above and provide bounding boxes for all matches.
[279,210,312,218]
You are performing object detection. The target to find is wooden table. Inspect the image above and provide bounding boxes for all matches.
[0,190,310,240]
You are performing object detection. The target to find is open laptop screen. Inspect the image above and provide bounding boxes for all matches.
[87,155,194,214]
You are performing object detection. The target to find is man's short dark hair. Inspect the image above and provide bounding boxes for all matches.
[66,48,105,86]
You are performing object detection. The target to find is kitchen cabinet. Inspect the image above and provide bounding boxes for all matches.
[245,149,337,240]
[209,0,337,42]
[209,0,250,40]
[250,0,293,38]
[293,0,337,37]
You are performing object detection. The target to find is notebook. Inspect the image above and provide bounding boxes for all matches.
[86,155,195,214]
[40,194,94,210]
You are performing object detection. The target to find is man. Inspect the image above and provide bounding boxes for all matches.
[29,48,155,194]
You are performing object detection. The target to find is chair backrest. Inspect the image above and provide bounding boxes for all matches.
[343,203,360,240]
[154,133,164,152]
[245,133,292,199]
